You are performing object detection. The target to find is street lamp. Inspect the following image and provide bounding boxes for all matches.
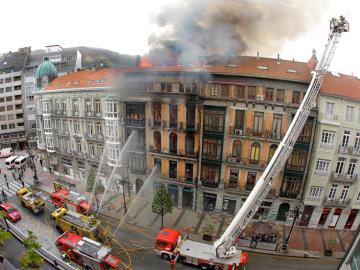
[114,174,127,214]
[281,207,300,252]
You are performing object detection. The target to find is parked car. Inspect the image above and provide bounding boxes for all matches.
[5,156,18,169]
[0,202,21,222]
[0,148,13,158]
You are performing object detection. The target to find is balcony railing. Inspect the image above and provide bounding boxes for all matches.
[149,145,161,153]
[203,125,224,133]
[297,135,311,144]
[224,182,239,189]
[202,153,222,161]
[185,122,198,131]
[323,197,351,206]
[338,145,360,156]
[227,156,267,168]
[201,180,219,189]
[86,153,100,162]
[330,172,358,184]
[126,118,145,126]
[71,110,80,117]
[280,191,299,199]
[229,127,245,136]
[285,164,305,172]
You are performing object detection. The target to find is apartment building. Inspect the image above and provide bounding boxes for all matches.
[302,73,360,231]
[23,45,135,148]
[0,48,30,150]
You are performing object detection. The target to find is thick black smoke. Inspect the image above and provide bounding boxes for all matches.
[148,0,329,65]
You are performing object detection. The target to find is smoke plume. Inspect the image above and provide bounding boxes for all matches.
[148,0,329,65]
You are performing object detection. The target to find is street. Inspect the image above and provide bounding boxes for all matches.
[0,154,341,270]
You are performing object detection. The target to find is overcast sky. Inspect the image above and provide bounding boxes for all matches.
[1,0,359,76]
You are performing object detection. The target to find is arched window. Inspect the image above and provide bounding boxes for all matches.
[250,142,260,164]
[232,140,242,161]
[185,134,195,155]
[268,144,278,161]
[153,131,161,152]
[169,133,177,154]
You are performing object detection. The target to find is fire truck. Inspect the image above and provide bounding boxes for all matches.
[56,232,121,270]
[155,16,349,270]
[51,182,90,214]
[51,207,110,246]
[16,187,45,214]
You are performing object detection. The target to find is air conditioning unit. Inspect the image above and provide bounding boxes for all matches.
[234,129,243,136]
[256,95,264,101]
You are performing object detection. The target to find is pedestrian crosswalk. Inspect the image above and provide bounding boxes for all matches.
[0,180,31,198]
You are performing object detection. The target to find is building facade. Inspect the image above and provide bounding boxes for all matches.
[0,47,30,150]
[302,73,360,231]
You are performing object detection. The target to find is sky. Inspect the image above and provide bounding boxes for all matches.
[1,0,359,76]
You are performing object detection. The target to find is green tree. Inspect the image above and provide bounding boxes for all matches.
[0,212,12,262]
[151,186,173,229]
[20,230,43,270]
[86,169,105,193]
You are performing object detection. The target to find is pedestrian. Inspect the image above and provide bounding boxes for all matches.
[4,178,9,190]
[39,158,43,167]
[1,189,6,201]
[3,174,7,181]
[21,180,24,188]
[11,171,15,181]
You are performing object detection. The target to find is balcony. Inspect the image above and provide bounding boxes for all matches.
[285,164,305,172]
[71,110,80,117]
[86,153,100,162]
[201,180,219,189]
[203,125,224,133]
[280,191,299,199]
[126,118,145,127]
[72,151,85,159]
[296,135,311,144]
[330,172,358,184]
[227,156,266,168]
[169,121,178,129]
[185,122,199,132]
[149,145,161,153]
[153,119,161,128]
[323,197,351,206]
[338,145,360,156]
[229,127,246,137]
[224,182,239,190]
[202,153,222,161]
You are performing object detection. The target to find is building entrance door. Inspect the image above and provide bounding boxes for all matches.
[345,209,358,229]
[299,206,314,226]
[329,208,342,228]
[276,203,290,222]
[203,192,217,212]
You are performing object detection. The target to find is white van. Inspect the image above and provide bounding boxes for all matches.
[15,156,27,169]
[5,156,19,169]
[0,148,13,158]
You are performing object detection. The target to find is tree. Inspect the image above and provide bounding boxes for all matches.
[0,212,12,262]
[86,169,105,193]
[20,230,43,269]
[151,186,173,229]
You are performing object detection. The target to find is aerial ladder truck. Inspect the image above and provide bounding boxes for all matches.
[155,16,349,270]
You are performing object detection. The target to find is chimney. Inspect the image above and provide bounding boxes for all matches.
[256,52,260,59]
[307,49,318,70]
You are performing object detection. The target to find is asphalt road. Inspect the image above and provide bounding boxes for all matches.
[3,234,57,269]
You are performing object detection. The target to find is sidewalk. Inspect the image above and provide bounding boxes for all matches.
[20,157,355,260]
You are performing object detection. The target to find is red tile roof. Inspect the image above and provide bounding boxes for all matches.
[44,56,360,101]
[45,68,125,91]
[321,72,360,100]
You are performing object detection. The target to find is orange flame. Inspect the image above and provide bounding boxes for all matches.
[140,56,152,67]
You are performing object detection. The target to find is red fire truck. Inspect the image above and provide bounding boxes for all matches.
[155,228,248,270]
[56,232,121,270]
[51,185,90,214]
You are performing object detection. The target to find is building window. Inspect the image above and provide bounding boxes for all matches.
[325,102,335,120]
[61,100,67,111]
[128,153,146,173]
[232,140,242,161]
[236,85,245,98]
[96,123,102,136]
[210,84,219,96]
[169,160,177,179]
[169,104,178,128]
[105,100,118,118]
[335,157,346,175]
[309,186,323,198]
[234,110,245,130]
[265,88,274,102]
[105,120,120,143]
[203,138,222,161]
[272,114,282,139]
[268,144,277,161]
[321,131,335,145]
[282,176,302,198]
[354,132,360,150]
[292,91,300,105]
[201,165,220,187]
[6,105,13,111]
[253,112,264,136]
[221,84,230,97]
[185,134,195,155]
[85,99,92,115]
[76,141,82,152]
[63,120,68,132]
[186,104,195,129]
[250,142,260,164]
[340,185,349,201]
[95,99,101,115]
[154,158,162,171]
[347,159,357,177]
[74,122,80,134]
[298,119,313,143]
[169,133,177,154]
[246,86,256,100]
[245,171,257,191]
[342,130,350,147]
[276,89,284,103]
[203,109,224,132]
[72,99,79,115]
[1,124,7,130]
[87,123,93,136]
[286,149,307,171]
[153,102,161,126]
[153,131,161,152]
[89,144,95,156]
[8,123,15,129]
[345,106,354,122]
[229,169,239,188]
[315,159,330,174]
[185,163,193,181]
